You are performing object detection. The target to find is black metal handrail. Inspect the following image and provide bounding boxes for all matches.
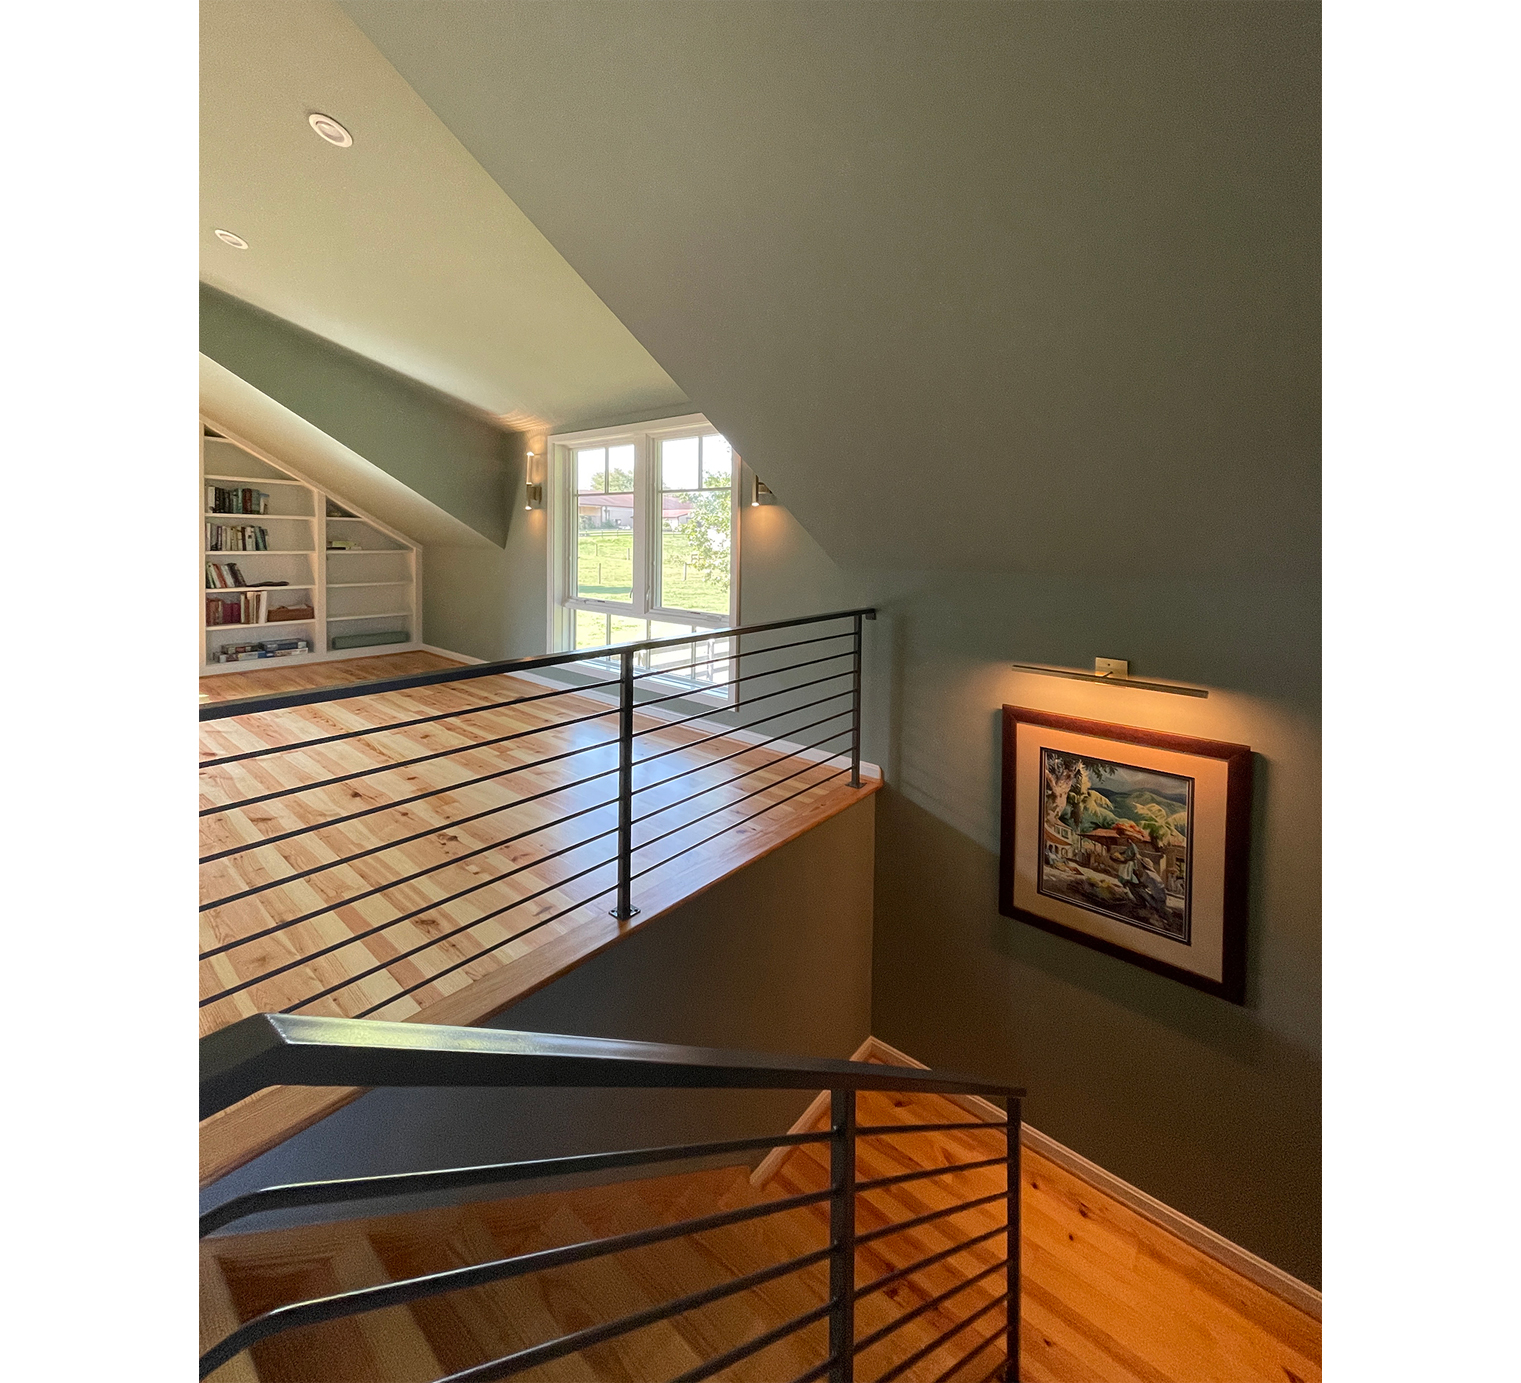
[199,608,878,1026]
[200,1014,1024,1383]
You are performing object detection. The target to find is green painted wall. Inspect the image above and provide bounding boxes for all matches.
[200,282,517,548]
[199,283,556,658]
[736,505,1321,1287]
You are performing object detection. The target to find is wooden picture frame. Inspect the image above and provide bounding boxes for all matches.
[999,706,1252,1004]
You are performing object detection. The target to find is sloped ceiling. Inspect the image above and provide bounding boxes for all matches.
[342,0,1319,577]
[200,0,687,431]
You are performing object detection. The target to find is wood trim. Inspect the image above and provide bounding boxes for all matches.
[753,1034,1322,1324]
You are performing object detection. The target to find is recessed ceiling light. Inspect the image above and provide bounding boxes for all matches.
[308,112,353,147]
[214,229,249,249]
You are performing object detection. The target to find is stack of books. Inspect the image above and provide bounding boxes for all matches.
[206,523,272,552]
[207,485,272,515]
[209,639,311,664]
[326,537,361,550]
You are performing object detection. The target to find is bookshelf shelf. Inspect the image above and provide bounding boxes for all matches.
[201,424,419,671]
[204,512,316,521]
[204,474,310,486]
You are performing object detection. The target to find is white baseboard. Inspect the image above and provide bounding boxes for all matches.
[753,1034,1321,1323]
[418,643,486,665]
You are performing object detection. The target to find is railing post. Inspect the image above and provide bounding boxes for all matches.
[849,613,864,788]
[611,646,639,920]
[1006,1096,1022,1382]
[828,1087,857,1383]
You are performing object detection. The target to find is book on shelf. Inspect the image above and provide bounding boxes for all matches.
[204,561,265,590]
[205,523,272,552]
[206,485,272,516]
[205,589,268,626]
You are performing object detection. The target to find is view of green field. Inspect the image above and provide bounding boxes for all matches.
[576,531,729,614]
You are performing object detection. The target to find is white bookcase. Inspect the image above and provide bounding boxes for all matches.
[200,421,421,674]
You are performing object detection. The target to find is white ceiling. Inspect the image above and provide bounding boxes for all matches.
[200,0,688,431]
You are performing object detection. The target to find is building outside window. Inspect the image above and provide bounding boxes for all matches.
[548,415,739,693]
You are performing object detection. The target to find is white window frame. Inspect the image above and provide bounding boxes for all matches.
[546,413,741,656]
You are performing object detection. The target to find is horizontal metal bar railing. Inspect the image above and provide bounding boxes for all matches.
[667,1299,837,1383]
[854,1190,1011,1248]
[926,1323,1005,1383]
[200,788,621,953]
[855,1121,1004,1138]
[872,1290,1010,1383]
[201,644,851,820]
[200,823,620,1007]
[199,1018,1023,1383]
[199,675,624,769]
[851,1256,1008,1359]
[437,1241,839,1383]
[199,700,621,817]
[198,1185,836,1378]
[198,607,876,720]
[854,1225,1009,1303]
[200,761,620,914]
[200,732,620,865]
[853,1153,1008,1195]
[631,725,851,827]
[201,1129,832,1237]
[282,851,623,1016]
[201,1016,1022,1117]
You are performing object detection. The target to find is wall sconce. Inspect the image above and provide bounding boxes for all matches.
[524,450,544,510]
[751,477,776,507]
[1010,656,1209,698]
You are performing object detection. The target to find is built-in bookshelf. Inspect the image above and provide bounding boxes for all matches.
[200,421,420,673]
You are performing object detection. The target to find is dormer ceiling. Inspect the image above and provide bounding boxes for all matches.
[200,0,688,432]
[207,0,1318,578]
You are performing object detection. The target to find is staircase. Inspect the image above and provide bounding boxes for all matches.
[203,1093,1010,1383]
[200,1016,1022,1383]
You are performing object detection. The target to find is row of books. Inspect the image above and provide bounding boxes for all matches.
[208,639,311,664]
[207,591,269,626]
[206,561,253,589]
[207,485,273,515]
[206,523,273,551]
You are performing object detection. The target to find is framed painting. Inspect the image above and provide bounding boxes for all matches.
[999,707,1253,1004]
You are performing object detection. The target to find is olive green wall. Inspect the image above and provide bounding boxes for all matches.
[735,504,1321,1286]
[200,283,551,657]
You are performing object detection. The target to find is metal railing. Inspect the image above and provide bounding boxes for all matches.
[199,609,876,1026]
[200,1014,1025,1383]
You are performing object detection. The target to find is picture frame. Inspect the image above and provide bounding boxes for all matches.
[998,706,1253,1004]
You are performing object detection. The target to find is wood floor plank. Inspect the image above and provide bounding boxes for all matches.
[200,652,881,1181]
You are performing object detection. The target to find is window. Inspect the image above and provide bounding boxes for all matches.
[548,415,739,681]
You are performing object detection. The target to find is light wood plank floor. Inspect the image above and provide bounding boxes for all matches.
[203,1087,1320,1383]
[200,652,880,1182]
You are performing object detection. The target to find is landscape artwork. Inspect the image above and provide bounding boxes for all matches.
[1036,749,1193,942]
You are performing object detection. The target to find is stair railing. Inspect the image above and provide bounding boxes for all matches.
[200,1014,1025,1383]
[199,608,875,1029]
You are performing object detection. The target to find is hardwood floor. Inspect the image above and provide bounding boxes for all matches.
[199,651,881,1183]
[202,1087,1319,1383]
[200,652,470,705]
